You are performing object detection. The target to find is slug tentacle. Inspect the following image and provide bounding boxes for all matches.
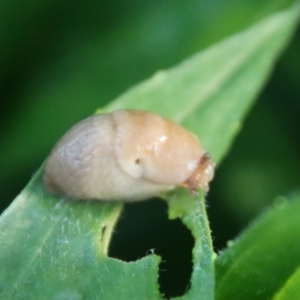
[184,152,215,194]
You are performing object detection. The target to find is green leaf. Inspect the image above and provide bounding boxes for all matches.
[215,193,300,300]
[1,2,299,299]
[273,266,300,300]
[0,170,163,300]
[166,189,215,300]
[102,1,300,163]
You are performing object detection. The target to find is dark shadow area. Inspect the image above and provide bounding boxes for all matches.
[109,199,194,299]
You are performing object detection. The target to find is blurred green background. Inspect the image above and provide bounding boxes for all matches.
[1,0,299,297]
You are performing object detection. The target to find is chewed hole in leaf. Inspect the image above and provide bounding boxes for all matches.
[109,199,194,299]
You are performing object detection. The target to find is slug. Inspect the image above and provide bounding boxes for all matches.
[43,109,215,201]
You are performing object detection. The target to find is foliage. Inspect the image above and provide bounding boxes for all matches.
[1,1,300,299]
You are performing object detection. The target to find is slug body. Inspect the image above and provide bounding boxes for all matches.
[43,110,215,201]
